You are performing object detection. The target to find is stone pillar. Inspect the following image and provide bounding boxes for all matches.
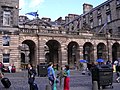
[79,45,83,70]
[37,40,40,64]
[109,43,112,62]
[93,46,97,62]
[79,46,83,60]
[15,49,21,72]
[39,40,46,63]
[61,45,68,67]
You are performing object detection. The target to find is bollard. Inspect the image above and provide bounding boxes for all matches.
[92,81,98,90]
[45,84,51,90]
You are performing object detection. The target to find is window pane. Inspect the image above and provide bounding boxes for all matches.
[118,27,120,32]
[3,11,11,26]
[107,14,111,22]
[116,0,120,5]
[98,18,102,25]
[3,54,10,63]
[90,21,93,28]
[3,36,10,46]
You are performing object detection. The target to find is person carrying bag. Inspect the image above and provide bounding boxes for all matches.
[28,63,37,90]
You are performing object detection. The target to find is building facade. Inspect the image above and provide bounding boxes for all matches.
[0,0,120,71]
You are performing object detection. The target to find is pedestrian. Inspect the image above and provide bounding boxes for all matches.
[28,63,37,90]
[57,67,64,88]
[0,68,4,79]
[0,62,3,70]
[47,62,57,90]
[116,63,120,83]
[8,64,12,73]
[106,60,112,67]
[114,60,119,65]
[0,62,4,72]
[63,65,70,90]
[11,64,16,73]
[87,62,92,76]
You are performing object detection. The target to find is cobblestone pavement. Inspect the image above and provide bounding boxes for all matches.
[0,70,120,90]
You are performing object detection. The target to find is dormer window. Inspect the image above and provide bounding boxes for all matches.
[98,17,102,26]
[116,0,120,5]
[83,16,86,21]
[106,4,110,10]
[90,20,93,28]
[106,13,111,23]
[89,13,93,18]
[97,9,101,15]
[83,16,86,24]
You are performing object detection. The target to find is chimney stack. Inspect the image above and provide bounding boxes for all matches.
[83,3,93,14]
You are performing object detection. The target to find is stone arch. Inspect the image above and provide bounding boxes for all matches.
[45,39,61,70]
[112,42,120,63]
[83,42,94,62]
[67,41,79,69]
[97,43,106,60]
[20,40,37,69]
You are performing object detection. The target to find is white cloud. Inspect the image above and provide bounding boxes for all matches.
[19,0,44,9]
[29,0,44,8]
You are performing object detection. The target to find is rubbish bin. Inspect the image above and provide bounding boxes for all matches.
[37,63,48,77]
[91,65,113,89]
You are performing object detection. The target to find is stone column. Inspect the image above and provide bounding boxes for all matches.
[93,46,97,62]
[61,44,68,67]
[109,43,112,62]
[79,46,83,60]
[39,40,46,63]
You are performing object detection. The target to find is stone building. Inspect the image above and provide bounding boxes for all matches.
[63,0,120,64]
[0,0,20,71]
[0,0,120,71]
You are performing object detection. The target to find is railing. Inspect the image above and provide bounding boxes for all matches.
[19,28,120,39]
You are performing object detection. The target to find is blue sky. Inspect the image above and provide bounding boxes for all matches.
[19,0,107,21]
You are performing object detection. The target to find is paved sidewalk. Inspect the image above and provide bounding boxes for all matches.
[0,70,119,90]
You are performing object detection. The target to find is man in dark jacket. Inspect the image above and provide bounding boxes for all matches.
[28,63,37,90]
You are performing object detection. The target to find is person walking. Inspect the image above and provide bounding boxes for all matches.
[116,63,120,83]
[47,62,57,90]
[0,62,4,70]
[28,63,37,90]
[63,65,70,90]
[8,64,12,73]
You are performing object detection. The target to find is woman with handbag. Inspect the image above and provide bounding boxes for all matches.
[63,65,70,90]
